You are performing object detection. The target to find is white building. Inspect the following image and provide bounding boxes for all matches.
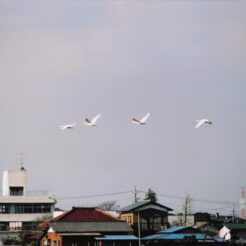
[168,214,195,226]
[0,167,56,232]
[218,223,246,242]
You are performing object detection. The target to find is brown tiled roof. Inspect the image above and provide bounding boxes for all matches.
[52,207,119,222]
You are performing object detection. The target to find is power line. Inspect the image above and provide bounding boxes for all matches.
[56,189,239,209]
[138,191,239,206]
[56,190,133,200]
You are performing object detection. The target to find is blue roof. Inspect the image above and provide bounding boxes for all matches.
[142,234,163,240]
[143,233,213,241]
[95,235,138,241]
[157,226,187,233]
[214,237,225,242]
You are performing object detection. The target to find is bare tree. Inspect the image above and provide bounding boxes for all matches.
[183,194,193,226]
[98,201,119,211]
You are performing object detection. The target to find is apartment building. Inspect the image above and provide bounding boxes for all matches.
[0,166,56,243]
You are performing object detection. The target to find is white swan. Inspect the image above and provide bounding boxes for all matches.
[59,123,76,130]
[83,114,101,126]
[132,113,150,125]
[195,119,212,129]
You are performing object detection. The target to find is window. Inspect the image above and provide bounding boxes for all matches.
[24,204,32,213]
[0,203,52,214]
[0,205,6,213]
[33,204,42,213]
[44,239,51,246]
[15,204,23,213]
[9,187,24,196]
[53,240,58,246]
[128,216,132,223]
[42,204,51,213]
[9,222,22,231]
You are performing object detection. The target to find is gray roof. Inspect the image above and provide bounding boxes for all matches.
[50,221,133,233]
[121,200,172,212]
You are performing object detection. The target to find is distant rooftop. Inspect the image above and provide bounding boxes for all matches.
[224,223,246,230]
[121,199,173,212]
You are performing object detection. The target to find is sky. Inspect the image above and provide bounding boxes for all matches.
[0,0,246,214]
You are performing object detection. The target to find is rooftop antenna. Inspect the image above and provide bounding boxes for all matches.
[17,153,25,171]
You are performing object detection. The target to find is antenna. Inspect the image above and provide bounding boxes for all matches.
[17,153,25,170]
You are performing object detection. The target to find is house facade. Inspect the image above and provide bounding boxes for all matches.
[120,200,173,237]
[41,207,135,246]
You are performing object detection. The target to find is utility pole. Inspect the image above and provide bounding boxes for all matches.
[232,202,235,223]
[138,211,141,246]
[184,198,188,226]
[134,185,139,203]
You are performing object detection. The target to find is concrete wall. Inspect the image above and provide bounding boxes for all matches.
[2,170,27,196]
[0,212,53,222]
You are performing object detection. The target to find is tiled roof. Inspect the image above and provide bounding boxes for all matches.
[52,207,118,222]
[121,200,173,212]
[50,221,133,233]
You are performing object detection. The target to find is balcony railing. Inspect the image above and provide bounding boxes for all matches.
[0,191,51,196]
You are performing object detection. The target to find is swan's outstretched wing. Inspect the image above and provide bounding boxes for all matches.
[140,112,150,123]
[59,125,66,130]
[91,114,101,124]
[195,119,206,129]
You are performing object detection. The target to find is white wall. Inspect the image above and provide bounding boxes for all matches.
[2,170,27,196]
[218,226,231,241]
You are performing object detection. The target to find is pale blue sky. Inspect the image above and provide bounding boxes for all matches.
[0,1,246,214]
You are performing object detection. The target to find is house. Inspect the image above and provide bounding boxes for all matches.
[120,200,173,237]
[41,207,135,246]
[143,226,214,243]
[193,213,219,237]
[0,167,56,244]
[218,223,246,243]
